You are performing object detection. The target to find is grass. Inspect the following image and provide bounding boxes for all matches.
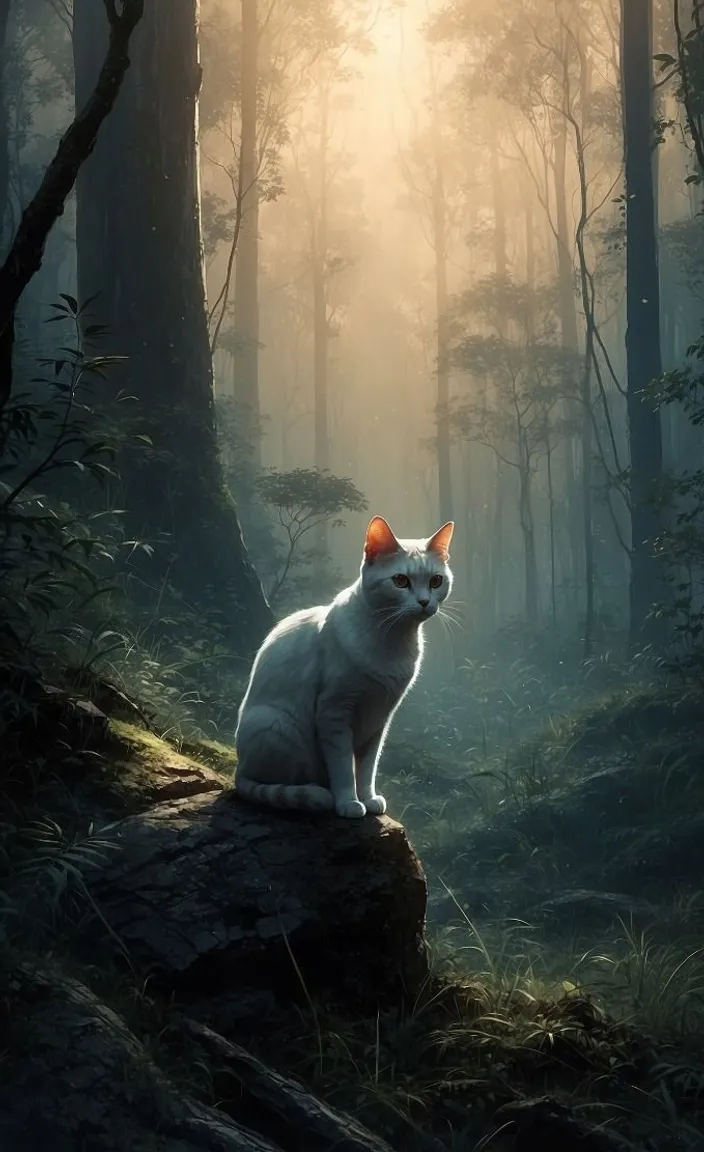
[3,629,704,1149]
[227,948,704,1151]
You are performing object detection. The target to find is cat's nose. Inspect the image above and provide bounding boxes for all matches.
[418,598,430,609]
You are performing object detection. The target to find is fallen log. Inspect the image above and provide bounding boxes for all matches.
[82,789,428,1008]
[183,1017,397,1152]
[0,964,283,1152]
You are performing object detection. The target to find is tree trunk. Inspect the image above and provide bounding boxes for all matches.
[73,0,272,654]
[553,112,582,610]
[581,338,595,655]
[573,33,596,655]
[429,52,453,525]
[518,434,539,622]
[0,0,143,425]
[312,85,330,476]
[488,134,507,626]
[489,134,507,280]
[0,0,11,256]
[546,427,557,625]
[622,0,666,648]
[312,80,330,579]
[232,0,261,471]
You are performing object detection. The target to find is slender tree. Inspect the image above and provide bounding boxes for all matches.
[312,76,331,478]
[622,0,666,646]
[231,0,261,469]
[397,48,459,525]
[73,0,273,653]
[428,50,453,525]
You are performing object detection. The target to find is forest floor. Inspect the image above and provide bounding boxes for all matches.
[3,632,704,1151]
[217,651,704,1151]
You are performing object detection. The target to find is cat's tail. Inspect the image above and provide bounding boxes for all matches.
[235,776,335,812]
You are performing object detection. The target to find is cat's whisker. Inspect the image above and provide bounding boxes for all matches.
[442,603,465,631]
[438,609,463,636]
[439,608,465,626]
[438,602,464,618]
[378,608,408,639]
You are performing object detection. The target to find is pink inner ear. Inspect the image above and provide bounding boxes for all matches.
[364,516,400,562]
[427,521,454,561]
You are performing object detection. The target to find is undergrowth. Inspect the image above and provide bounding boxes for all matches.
[2,308,704,1148]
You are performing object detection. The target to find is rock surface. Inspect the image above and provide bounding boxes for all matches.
[0,964,280,1152]
[82,789,429,1007]
[0,965,395,1152]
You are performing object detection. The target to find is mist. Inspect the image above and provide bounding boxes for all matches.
[2,1,704,1149]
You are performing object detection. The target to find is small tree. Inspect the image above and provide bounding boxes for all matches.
[255,467,367,604]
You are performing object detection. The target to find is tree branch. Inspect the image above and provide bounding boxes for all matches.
[0,0,144,414]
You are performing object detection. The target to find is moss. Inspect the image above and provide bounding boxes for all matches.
[98,720,230,815]
[177,735,236,775]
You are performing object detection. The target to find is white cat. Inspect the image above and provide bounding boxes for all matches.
[234,515,454,819]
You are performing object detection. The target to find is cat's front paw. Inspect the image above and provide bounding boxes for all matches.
[335,798,367,819]
[362,794,387,815]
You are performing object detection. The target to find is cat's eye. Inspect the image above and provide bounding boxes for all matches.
[429,575,443,589]
[392,574,410,588]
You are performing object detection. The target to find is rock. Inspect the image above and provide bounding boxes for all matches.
[65,666,158,729]
[82,790,428,1008]
[0,964,283,1152]
[0,666,109,754]
[104,721,227,809]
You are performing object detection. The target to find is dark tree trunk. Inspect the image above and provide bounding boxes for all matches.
[0,0,143,424]
[232,0,261,470]
[622,0,666,648]
[73,0,272,654]
[573,34,596,656]
[0,0,11,256]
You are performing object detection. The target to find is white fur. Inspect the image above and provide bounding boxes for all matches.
[234,519,454,818]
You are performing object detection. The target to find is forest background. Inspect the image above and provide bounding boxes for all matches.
[3,5,704,1148]
[5,0,704,733]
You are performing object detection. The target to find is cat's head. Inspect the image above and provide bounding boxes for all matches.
[360,515,454,624]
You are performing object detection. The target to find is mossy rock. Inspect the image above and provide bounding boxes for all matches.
[99,720,229,814]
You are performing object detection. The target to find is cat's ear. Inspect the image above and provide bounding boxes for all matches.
[426,521,454,562]
[364,516,401,563]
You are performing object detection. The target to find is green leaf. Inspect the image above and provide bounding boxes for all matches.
[59,293,78,314]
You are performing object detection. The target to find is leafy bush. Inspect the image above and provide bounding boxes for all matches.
[0,295,125,673]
